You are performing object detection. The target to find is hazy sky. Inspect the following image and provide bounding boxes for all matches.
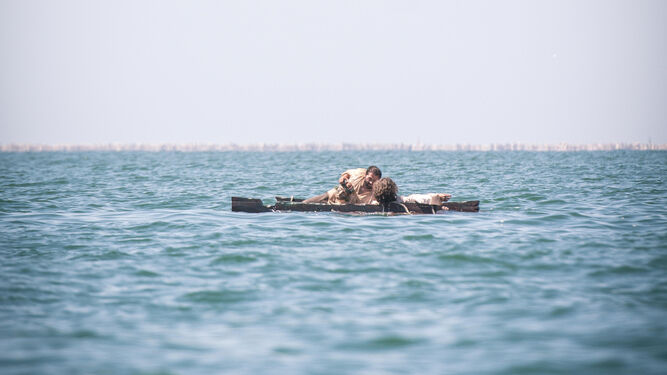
[1,0,665,145]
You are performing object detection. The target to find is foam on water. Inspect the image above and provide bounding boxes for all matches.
[1,150,666,374]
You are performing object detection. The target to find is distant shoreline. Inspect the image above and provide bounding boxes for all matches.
[1,143,665,152]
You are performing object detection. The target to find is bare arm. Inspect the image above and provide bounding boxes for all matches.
[338,172,352,189]
[401,193,452,205]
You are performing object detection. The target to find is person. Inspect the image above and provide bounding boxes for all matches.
[303,166,382,204]
[371,177,451,208]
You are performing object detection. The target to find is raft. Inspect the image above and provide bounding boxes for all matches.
[231,197,479,214]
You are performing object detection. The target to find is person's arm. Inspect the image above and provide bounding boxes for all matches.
[400,194,432,204]
[331,169,363,203]
[432,193,451,204]
[338,168,366,193]
[401,193,451,205]
[338,172,352,190]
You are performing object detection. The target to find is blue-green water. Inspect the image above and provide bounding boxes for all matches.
[1,151,666,375]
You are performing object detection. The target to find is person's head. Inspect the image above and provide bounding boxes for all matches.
[364,166,382,189]
[373,177,398,204]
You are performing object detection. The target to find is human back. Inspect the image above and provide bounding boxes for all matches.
[303,166,382,204]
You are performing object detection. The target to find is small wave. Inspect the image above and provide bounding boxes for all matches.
[273,346,302,355]
[589,265,649,277]
[182,289,254,304]
[649,255,667,268]
[118,237,154,244]
[211,253,258,264]
[135,269,160,277]
[437,252,516,269]
[549,304,577,317]
[538,213,570,221]
[402,234,435,240]
[513,192,548,201]
[376,291,432,304]
[296,278,347,292]
[302,220,336,228]
[69,329,102,339]
[339,335,425,351]
[501,217,559,225]
[541,199,568,205]
[69,249,131,261]
[126,221,176,231]
[367,335,423,349]
[400,279,434,288]
[164,246,196,257]
[98,250,132,260]
[221,239,260,247]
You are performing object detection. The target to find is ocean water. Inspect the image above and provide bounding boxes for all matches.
[1,150,666,375]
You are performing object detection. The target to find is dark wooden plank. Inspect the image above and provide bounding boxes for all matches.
[231,197,272,213]
[442,201,480,212]
[232,197,480,214]
[274,201,473,214]
[273,202,383,213]
[275,198,479,212]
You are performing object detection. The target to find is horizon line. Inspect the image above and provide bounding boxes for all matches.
[1,142,665,152]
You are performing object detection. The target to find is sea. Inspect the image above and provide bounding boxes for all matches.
[1,150,666,375]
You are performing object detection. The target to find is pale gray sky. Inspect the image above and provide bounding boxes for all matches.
[1,0,665,145]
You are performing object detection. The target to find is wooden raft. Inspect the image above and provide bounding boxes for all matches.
[232,197,479,214]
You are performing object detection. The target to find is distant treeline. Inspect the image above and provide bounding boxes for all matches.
[1,143,665,152]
